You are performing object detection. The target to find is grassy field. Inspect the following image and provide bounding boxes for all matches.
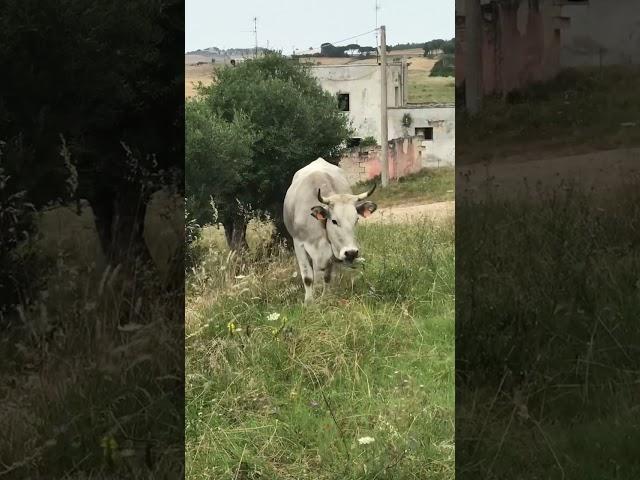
[456,183,640,479]
[186,215,455,478]
[458,66,640,164]
[406,55,453,104]
[185,53,455,103]
[185,62,221,98]
[357,167,454,208]
[0,255,183,477]
[0,194,183,477]
[407,74,454,104]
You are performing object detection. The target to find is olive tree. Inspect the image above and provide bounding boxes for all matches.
[185,101,255,250]
[193,53,352,249]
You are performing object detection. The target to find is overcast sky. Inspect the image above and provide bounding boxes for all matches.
[186,0,455,53]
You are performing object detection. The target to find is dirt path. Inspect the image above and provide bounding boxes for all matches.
[366,200,454,224]
[458,147,640,200]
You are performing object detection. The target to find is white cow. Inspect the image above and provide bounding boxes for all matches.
[283,158,377,304]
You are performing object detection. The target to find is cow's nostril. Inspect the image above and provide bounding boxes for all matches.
[344,250,359,261]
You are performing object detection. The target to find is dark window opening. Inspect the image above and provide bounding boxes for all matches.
[415,127,433,140]
[346,137,361,148]
[337,93,350,112]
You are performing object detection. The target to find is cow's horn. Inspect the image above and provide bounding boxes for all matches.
[317,188,328,204]
[356,182,376,200]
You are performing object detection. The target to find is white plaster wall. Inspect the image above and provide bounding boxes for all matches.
[309,64,404,141]
[387,107,455,167]
[561,0,640,66]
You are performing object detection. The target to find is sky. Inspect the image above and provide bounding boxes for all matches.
[186,0,455,53]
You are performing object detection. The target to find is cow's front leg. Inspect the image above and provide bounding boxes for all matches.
[313,245,334,299]
[323,262,333,284]
[319,261,333,297]
[294,242,314,304]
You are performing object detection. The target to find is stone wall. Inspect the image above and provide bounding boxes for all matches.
[339,136,449,185]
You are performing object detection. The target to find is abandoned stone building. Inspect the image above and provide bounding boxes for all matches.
[455,0,566,95]
[308,63,454,181]
[456,0,640,96]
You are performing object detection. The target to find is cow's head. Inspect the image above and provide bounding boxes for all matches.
[310,183,377,263]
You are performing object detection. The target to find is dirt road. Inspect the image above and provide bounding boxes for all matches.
[458,147,640,200]
[366,200,454,224]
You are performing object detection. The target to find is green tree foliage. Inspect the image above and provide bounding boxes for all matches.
[358,46,377,56]
[185,102,255,249]
[389,42,426,50]
[192,53,351,249]
[423,38,455,57]
[320,42,347,57]
[430,54,455,77]
[0,0,183,265]
[0,158,51,321]
[344,43,361,56]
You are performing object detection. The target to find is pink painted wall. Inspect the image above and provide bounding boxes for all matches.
[339,138,424,185]
[456,2,562,95]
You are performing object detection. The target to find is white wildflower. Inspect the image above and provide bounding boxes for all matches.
[267,312,281,322]
[358,436,375,445]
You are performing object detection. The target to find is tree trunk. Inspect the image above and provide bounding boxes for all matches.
[222,216,249,251]
[111,194,155,268]
[90,186,155,272]
[91,189,116,260]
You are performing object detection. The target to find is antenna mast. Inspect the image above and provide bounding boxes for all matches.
[253,17,258,58]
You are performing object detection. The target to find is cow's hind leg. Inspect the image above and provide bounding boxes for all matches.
[294,242,314,304]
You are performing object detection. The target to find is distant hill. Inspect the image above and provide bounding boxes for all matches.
[185,47,269,65]
[186,47,267,57]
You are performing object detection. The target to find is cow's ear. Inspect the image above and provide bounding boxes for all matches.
[357,201,377,218]
[310,205,328,222]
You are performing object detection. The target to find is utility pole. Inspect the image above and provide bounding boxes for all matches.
[464,0,482,115]
[253,17,258,58]
[379,25,389,187]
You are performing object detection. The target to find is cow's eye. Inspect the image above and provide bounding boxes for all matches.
[332,219,338,226]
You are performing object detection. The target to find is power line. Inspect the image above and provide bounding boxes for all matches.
[326,28,379,47]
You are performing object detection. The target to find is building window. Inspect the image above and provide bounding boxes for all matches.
[395,86,400,106]
[337,93,350,112]
[415,127,433,140]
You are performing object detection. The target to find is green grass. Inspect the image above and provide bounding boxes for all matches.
[356,167,454,208]
[458,66,640,163]
[456,183,640,479]
[186,218,455,479]
[408,74,454,104]
[0,197,183,478]
[0,259,183,477]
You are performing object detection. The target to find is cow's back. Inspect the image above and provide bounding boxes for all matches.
[284,158,351,239]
